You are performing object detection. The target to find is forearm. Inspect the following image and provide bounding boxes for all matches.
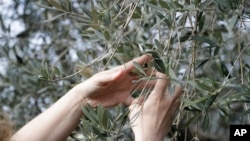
[134,130,164,141]
[12,85,86,141]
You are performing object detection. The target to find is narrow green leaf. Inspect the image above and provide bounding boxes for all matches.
[82,9,92,19]
[167,66,177,80]
[146,3,164,11]
[179,34,191,42]
[133,61,147,76]
[228,14,238,30]
[41,68,48,78]
[153,59,165,73]
[214,46,220,56]
[240,109,250,117]
[103,11,111,25]
[97,104,104,127]
[183,96,209,108]
[154,39,163,52]
[191,36,217,47]
[184,113,202,127]
[81,105,98,124]
[173,1,183,8]
[199,15,205,32]
[102,108,109,129]
[215,0,232,9]
[145,49,160,58]
[202,114,209,131]
[91,0,98,23]
[95,30,105,40]
[65,0,72,11]
[43,13,66,23]
[196,80,215,93]
[203,95,218,111]
[186,80,212,93]
[218,106,228,116]
[104,31,110,41]
[159,0,170,10]
[34,2,56,10]
[196,59,209,69]
[76,51,85,62]
[47,0,63,10]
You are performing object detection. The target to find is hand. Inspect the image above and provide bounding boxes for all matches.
[73,54,154,107]
[129,72,183,141]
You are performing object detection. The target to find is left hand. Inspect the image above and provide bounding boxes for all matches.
[74,54,154,107]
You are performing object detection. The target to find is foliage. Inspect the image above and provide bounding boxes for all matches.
[1,0,250,140]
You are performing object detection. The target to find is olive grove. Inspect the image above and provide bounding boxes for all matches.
[0,0,250,140]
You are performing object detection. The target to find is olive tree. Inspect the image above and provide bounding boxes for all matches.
[1,0,250,140]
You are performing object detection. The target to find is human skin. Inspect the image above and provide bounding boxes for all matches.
[11,54,154,141]
[129,72,182,141]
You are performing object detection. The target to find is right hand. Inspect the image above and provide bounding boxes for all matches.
[129,72,183,141]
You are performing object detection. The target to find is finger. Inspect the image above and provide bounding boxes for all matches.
[172,99,181,112]
[122,54,152,72]
[167,99,181,128]
[128,96,144,110]
[148,72,169,99]
[123,96,135,106]
[135,79,156,90]
[173,86,183,102]
[96,69,124,85]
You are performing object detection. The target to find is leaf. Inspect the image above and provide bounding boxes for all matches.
[200,0,213,10]
[197,80,216,93]
[184,113,202,127]
[166,65,177,80]
[159,0,170,10]
[153,59,166,73]
[47,0,63,10]
[34,2,57,10]
[213,46,220,56]
[198,15,205,32]
[104,31,110,41]
[144,49,160,58]
[215,59,230,77]
[186,80,214,93]
[173,1,183,9]
[218,106,228,116]
[43,13,66,23]
[228,14,238,30]
[41,68,48,79]
[91,0,98,23]
[240,109,250,117]
[97,104,109,129]
[133,61,147,76]
[76,51,85,62]
[154,39,163,52]
[196,59,209,69]
[183,96,209,108]
[203,95,218,111]
[65,0,72,11]
[146,2,164,11]
[51,67,60,79]
[215,0,232,9]
[81,105,99,125]
[95,30,105,40]
[103,10,111,25]
[191,36,217,47]
[202,113,210,131]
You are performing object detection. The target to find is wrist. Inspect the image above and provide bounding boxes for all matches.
[67,83,89,107]
[134,132,164,141]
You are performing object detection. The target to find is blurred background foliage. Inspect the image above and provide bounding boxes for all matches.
[1,0,250,140]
